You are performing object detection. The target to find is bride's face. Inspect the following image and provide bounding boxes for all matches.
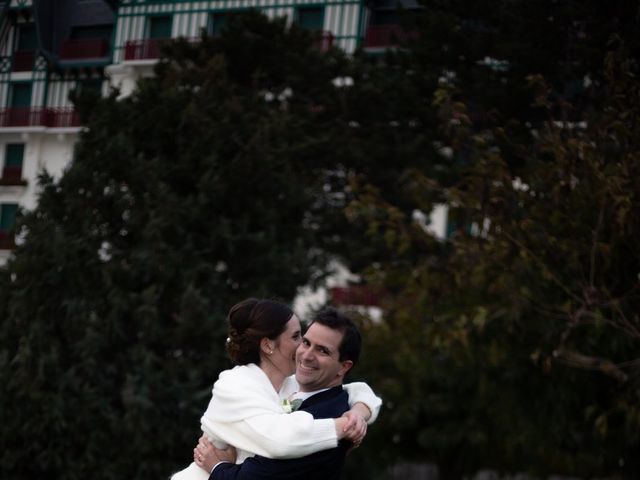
[272,315,303,376]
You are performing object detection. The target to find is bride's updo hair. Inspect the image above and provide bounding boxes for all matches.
[226,298,294,365]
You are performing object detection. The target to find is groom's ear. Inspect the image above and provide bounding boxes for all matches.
[337,360,354,378]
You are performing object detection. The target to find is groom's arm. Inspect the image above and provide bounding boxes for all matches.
[209,462,242,480]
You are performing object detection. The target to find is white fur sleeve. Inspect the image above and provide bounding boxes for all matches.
[343,382,382,423]
[201,410,337,459]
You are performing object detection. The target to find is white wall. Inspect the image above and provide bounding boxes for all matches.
[0,131,79,263]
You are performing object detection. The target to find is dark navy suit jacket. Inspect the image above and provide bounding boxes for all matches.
[209,386,350,480]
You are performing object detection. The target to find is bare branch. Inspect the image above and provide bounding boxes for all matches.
[589,200,606,288]
[553,348,629,383]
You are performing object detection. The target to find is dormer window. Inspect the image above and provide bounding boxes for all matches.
[13,24,37,71]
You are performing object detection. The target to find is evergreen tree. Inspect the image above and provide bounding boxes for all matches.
[0,12,354,479]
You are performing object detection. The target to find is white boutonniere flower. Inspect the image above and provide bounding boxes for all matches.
[281,397,303,413]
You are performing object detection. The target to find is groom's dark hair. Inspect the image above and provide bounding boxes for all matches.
[311,308,361,366]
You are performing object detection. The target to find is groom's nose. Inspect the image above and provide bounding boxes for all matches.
[299,346,314,362]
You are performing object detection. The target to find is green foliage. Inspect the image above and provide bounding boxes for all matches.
[341,3,640,479]
[0,12,354,479]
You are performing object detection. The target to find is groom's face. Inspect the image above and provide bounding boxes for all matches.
[295,322,353,392]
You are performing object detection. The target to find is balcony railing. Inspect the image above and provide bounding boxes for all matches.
[0,165,26,186]
[59,38,110,60]
[122,31,334,61]
[0,230,15,250]
[124,39,165,61]
[123,37,209,61]
[363,25,408,48]
[0,107,80,128]
[47,108,81,127]
[12,50,35,71]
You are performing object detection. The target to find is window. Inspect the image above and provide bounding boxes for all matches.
[4,143,24,169]
[0,203,18,232]
[296,7,325,31]
[5,144,24,168]
[17,24,37,51]
[207,11,245,36]
[207,12,228,36]
[10,83,31,108]
[147,15,172,39]
[1,144,24,184]
[13,25,37,71]
[0,203,17,248]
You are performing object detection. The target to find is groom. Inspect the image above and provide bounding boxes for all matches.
[195,308,367,480]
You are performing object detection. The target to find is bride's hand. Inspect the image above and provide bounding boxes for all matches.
[193,435,216,473]
[340,409,368,445]
[194,435,237,473]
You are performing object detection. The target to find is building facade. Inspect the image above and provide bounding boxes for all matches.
[0,0,113,262]
[0,0,416,263]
